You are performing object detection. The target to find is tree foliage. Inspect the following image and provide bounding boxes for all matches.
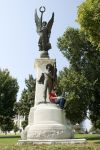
[0,117,14,134]
[13,124,19,135]
[58,27,98,72]
[58,68,92,124]
[0,69,19,132]
[57,28,100,128]
[17,75,35,127]
[77,0,100,47]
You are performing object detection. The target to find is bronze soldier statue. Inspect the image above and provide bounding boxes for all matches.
[38,63,57,103]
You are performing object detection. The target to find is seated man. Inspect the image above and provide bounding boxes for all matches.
[49,89,65,109]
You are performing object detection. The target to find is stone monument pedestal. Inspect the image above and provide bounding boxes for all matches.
[19,103,76,143]
[18,58,86,144]
[19,104,86,144]
[27,103,73,140]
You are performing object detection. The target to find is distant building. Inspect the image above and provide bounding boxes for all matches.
[81,118,92,132]
[14,114,25,131]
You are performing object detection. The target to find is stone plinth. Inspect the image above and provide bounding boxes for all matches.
[18,139,87,144]
[20,103,74,141]
[27,104,73,140]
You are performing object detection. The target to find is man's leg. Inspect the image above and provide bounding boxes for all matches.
[43,83,48,103]
[59,98,65,109]
[55,99,60,105]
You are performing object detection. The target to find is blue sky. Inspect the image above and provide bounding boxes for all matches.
[0,0,83,99]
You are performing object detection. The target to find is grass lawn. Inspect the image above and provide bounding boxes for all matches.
[0,134,100,150]
[75,133,100,141]
[0,135,20,145]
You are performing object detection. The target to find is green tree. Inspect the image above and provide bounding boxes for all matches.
[77,0,100,47]
[58,27,98,72]
[1,118,14,134]
[17,75,35,128]
[13,124,19,135]
[0,69,19,133]
[21,120,28,130]
[58,28,100,128]
[58,68,92,124]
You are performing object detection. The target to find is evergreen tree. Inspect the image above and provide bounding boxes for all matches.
[0,69,19,132]
[17,75,35,128]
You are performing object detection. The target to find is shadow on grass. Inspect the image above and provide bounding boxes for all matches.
[75,134,100,141]
[0,135,20,139]
[94,141,100,144]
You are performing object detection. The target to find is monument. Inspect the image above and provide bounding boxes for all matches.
[18,6,86,144]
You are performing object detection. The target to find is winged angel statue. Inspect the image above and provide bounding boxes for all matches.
[35,7,54,51]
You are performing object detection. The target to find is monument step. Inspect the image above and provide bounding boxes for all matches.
[18,139,86,144]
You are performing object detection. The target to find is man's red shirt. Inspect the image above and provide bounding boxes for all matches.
[49,92,57,103]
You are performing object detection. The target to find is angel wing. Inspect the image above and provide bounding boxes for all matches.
[47,12,54,34]
[34,9,41,33]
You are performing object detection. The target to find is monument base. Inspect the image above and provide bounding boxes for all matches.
[20,104,74,140]
[18,139,87,144]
